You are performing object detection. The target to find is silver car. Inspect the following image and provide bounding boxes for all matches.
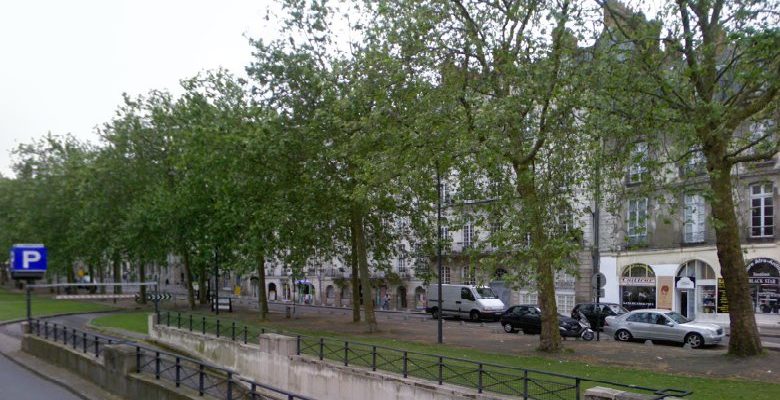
[604,309,724,348]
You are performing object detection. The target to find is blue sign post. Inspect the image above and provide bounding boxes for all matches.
[10,244,47,322]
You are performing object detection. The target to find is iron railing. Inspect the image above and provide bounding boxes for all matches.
[160,311,691,400]
[31,318,314,400]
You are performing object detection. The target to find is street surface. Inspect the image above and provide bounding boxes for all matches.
[0,352,81,400]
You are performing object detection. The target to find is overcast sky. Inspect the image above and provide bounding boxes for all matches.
[0,0,284,177]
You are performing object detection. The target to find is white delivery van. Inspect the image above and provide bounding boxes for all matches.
[426,284,506,321]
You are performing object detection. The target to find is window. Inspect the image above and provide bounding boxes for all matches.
[683,194,706,243]
[750,183,774,238]
[628,142,647,184]
[440,181,452,204]
[397,246,407,274]
[463,220,473,248]
[682,148,706,176]
[461,287,474,301]
[462,267,475,285]
[442,267,451,284]
[519,292,538,305]
[627,198,648,243]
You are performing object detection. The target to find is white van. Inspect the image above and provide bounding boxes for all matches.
[426,284,506,321]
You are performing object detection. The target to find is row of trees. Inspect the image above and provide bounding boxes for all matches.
[1,0,776,356]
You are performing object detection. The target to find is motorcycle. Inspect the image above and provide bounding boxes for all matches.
[577,312,595,341]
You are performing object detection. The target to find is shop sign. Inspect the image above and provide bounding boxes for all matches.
[657,276,673,309]
[620,277,656,286]
[749,277,779,285]
[717,278,729,313]
[746,258,780,272]
[675,276,696,289]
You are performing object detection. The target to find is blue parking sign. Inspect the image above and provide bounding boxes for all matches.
[10,244,47,279]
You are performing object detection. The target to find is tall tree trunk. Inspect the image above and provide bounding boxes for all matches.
[198,263,208,305]
[351,206,377,332]
[709,164,762,355]
[98,260,106,294]
[66,261,75,283]
[255,249,269,319]
[113,254,122,295]
[138,260,147,304]
[350,222,361,322]
[182,250,196,310]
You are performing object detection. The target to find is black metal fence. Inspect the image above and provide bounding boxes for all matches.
[160,311,691,400]
[31,318,313,400]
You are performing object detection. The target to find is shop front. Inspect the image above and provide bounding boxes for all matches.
[675,259,717,319]
[620,264,656,311]
[747,258,780,314]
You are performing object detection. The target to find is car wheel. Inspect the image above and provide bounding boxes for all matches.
[685,333,704,349]
[503,323,517,333]
[431,308,440,319]
[469,310,480,322]
[615,329,632,342]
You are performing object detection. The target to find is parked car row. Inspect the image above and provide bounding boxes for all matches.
[424,286,724,349]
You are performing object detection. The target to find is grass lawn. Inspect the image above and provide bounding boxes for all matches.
[106,310,780,400]
[0,287,115,322]
[91,312,149,334]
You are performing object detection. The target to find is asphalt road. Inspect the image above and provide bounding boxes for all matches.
[0,354,81,400]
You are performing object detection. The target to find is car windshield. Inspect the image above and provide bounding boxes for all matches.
[475,287,497,299]
[665,312,691,324]
[606,304,628,314]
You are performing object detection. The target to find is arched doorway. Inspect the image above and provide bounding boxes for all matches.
[396,286,408,310]
[325,285,335,306]
[268,282,277,301]
[620,264,656,311]
[747,258,780,314]
[676,260,717,319]
[250,277,259,298]
[341,286,352,307]
[414,286,426,310]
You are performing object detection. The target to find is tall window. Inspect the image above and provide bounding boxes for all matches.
[463,220,473,248]
[442,267,451,284]
[682,148,706,176]
[397,244,407,273]
[440,181,452,204]
[627,198,648,244]
[462,267,475,285]
[684,194,706,243]
[750,183,774,237]
[628,142,647,184]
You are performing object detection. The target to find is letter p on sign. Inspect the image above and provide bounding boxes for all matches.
[10,244,47,279]
[22,251,41,269]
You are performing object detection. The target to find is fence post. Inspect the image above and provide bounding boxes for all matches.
[202,316,206,335]
[575,378,581,400]
[157,311,161,325]
[297,336,302,356]
[523,370,528,399]
[402,352,408,378]
[44,321,48,339]
[438,356,443,385]
[189,314,193,331]
[319,338,324,360]
[61,326,65,345]
[217,319,221,338]
[72,328,77,349]
[227,371,233,400]
[82,331,87,353]
[36,319,40,336]
[198,364,204,395]
[477,363,483,393]
[231,321,236,341]
[136,347,141,373]
[166,311,170,327]
[372,346,377,371]
[53,323,57,342]
[175,357,181,387]
[344,341,349,366]
[155,351,161,379]
[243,326,248,344]
[94,335,99,357]
[177,312,181,329]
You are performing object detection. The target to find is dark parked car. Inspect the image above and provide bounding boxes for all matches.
[571,303,628,330]
[500,305,589,338]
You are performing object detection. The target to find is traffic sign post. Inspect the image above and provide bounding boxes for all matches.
[10,244,48,322]
[591,272,606,341]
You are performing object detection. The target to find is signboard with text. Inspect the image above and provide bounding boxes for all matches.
[717,278,729,313]
[9,244,47,280]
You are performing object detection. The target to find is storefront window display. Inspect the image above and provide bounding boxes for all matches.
[747,258,780,314]
[620,264,656,311]
[677,259,717,318]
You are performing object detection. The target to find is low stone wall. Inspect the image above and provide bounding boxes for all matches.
[22,329,205,400]
[150,317,512,400]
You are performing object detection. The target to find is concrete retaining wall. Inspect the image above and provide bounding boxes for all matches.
[150,317,512,400]
[22,332,206,400]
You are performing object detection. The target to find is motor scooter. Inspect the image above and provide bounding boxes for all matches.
[577,312,595,341]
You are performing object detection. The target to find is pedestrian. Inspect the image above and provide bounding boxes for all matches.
[383,293,390,310]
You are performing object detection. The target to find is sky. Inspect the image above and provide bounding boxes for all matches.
[0,0,284,177]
